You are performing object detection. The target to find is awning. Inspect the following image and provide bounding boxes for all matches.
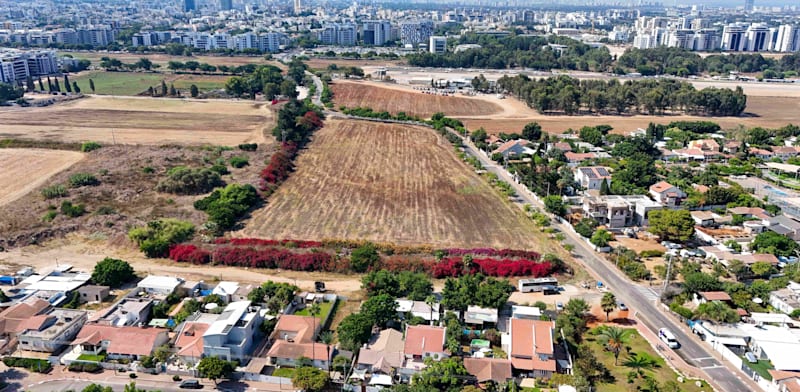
[714,336,747,346]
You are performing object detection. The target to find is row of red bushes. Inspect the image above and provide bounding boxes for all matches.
[213,238,324,248]
[431,257,553,278]
[259,142,298,193]
[169,244,552,278]
[444,248,541,260]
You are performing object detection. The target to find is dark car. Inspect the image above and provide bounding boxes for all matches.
[314,281,326,292]
[179,380,202,389]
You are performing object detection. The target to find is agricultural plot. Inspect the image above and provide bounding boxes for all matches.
[0,96,272,145]
[240,119,541,249]
[71,71,228,96]
[331,81,503,118]
[70,52,274,68]
[0,149,84,206]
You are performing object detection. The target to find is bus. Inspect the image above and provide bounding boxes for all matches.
[659,328,680,349]
[518,277,558,293]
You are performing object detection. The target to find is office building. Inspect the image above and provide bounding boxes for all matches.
[745,24,770,51]
[429,36,446,53]
[722,24,747,51]
[400,20,433,47]
[293,0,301,15]
[745,0,754,11]
[184,0,196,12]
[362,20,391,46]
[220,0,233,10]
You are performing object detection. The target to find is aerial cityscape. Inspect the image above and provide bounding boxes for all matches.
[1,0,800,391]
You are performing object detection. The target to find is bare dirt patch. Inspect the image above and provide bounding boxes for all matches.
[0,96,273,145]
[460,95,800,135]
[239,119,541,249]
[306,58,403,70]
[0,144,273,249]
[0,149,84,207]
[331,81,504,118]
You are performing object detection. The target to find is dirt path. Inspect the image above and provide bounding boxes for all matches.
[0,149,84,207]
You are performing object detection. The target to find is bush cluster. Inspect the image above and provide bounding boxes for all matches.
[238,143,258,151]
[443,248,541,260]
[68,173,100,187]
[80,141,102,152]
[128,219,195,258]
[431,257,553,278]
[210,247,332,271]
[214,238,323,248]
[3,357,52,373]
[67,362,101,373]
[60,201,86,217]
[259,142,297,193]
[156,166,223,195]
[229,156,249,168]
[194,184,259,230]
[169,244,212,264]
[41,184,68,199]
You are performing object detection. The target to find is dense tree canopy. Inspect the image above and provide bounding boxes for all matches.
[648,209,695,243]
[91,258,135,288]
[752,231,798,257]
[361,270,433,300]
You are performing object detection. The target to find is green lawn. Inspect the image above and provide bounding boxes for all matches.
[272,367,295,378]
[295,301,334,321]
[72,71,166,96]
[744,359,774,381]
[585,327,710,392]
[77,352,107,362]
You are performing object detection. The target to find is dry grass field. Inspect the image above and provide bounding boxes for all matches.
[0,149,84,206]
[0,96,273,145]
[305,58,403,70]
[331,81,504,118]
[240,119,541,249]
[460,95,800,135]
[70,52,276,68]
[71,71,231,96]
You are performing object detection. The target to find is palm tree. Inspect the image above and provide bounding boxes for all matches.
[601,292,617,322]
[309,302,321,367]
[319,331,333,375]
[598,326,632,365]
[695,300,738,353]
[623,353,658,376]
[425,295,436,326]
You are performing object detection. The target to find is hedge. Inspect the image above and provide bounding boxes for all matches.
[3,357,52,373]
[432,257,553,278]
[68,362,102,373]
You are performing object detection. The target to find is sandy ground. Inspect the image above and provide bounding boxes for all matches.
[0,149,84,206]
[0,96,274,145]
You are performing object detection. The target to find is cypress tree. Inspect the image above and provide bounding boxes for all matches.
[47,77,53,92]
[54,78,61,92]
[38,77,44,91]
[600,179,610,195]
[89,78,95,92]
[64,76,72,93]
[72,82,81,93]
[25,76,35,91]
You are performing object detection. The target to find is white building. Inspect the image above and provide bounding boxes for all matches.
[722,24,747,51]
[396,299,440,323]
[137,275,183,295]
[574,166,612,191]
[745,24,770,52]
[362,20,392,46]
[770,282,800,315]
[429,36,447,54]
[18,309,87,353]
[203,301,264,363]
[775,25,800,52]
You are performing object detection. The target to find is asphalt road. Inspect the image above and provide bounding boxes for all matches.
[458,137,758,392]
[26,380,184,392]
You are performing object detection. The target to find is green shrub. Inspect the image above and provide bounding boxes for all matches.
[60,201,86,217]
[3,357,52,373]
[229,156,249,168]
[238,143,258,151]
[194,184,259,231]
[41,184,68,199]
[128,218,195,258]
[640,249,665,258]
[80,141,102,152]
[68,173,99,187]
[95,205,116,215]
[42,210,58,222]
[173,375,182,381]
[209,164,229,175]
[142,166,155,174]
[156,166,223,195]
[669,302,694,319]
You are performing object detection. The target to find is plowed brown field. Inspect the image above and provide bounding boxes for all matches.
[0,149,84,206]
[331,81,503,118]
[240,119,540,249]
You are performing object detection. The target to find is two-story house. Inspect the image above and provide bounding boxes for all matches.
[507,319,556,378]
[574,166,612,191]
[267,314,331,370]
[203,301,264,364]
[649,181,687,208]
[495,139,534,159]
[399,325,447,380]
[18,309,87,353]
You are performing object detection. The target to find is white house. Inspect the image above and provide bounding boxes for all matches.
[203,301,264,363]
[136,275,183,295]
[211,281,240,303]
[649,181,687,207]
[396,299,440,323]
[18,309,87,353]
[574,166,612,191]
[495,139,534,159]
[770,282,800,315]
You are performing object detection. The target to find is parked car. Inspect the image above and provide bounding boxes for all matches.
[556,302,564,312]
[179,380,202,389]
[314,281,326,293]
[618,302,628,311]
[745,352,758,363]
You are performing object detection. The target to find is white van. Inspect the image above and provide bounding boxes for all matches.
[659,328,680,349]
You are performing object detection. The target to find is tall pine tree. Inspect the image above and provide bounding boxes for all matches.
[64,75,72,93]
[160,80,167,96]
[47,77,53,92]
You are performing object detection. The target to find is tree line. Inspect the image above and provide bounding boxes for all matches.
[497,74,747,116]
[407,34,612,71]
[618,47,800,77]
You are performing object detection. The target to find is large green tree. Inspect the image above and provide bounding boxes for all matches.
[411,357,469,392]
[292,366,328,392]
[336,313,373,351]
[197,356,235,384]
[361,294,397,327]
[350,242,380,272]
[752,231,798,257]
[647,209,695,242]
[91,258,135,288]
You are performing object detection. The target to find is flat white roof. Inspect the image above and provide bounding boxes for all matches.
[204,300,252,336]
[212,281,239,296]
[738,324,800,371]
[137,275,183,291]
[511,305,542,318]
[23,272,91,292]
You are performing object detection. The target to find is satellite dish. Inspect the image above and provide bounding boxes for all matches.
[753,298,763,304]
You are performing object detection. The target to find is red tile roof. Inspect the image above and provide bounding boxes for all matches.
[175,322,209,359]
[509,319,556,372]
[73,324,167,357]
[464,358,512,383]
[273,315,317,344]
[0,299,50,335]
[496,139,531,154]
[403,325,446,357]
[650,181,675,193]
[267,340,332,361]
[699,291,732,302]
[564,152,595,162]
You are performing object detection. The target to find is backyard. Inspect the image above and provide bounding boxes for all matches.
[77,352,106,362]
[295,300,336,321]
[744,358,774,381]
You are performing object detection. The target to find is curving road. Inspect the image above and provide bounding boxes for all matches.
[456,136,759,392]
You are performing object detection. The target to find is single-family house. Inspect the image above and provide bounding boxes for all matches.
[0,298,51,353]
[738,323,800,371]
[574,166,612,191]
[767,370,800,392]
[511,305,542,320]
[690,211,716,227]
[357,328,405,375]
[673,148,706,161]
[403,325,447,361]
[770,282,800,315]
[723,141,741,154]
[649,181,687,207]
[72,324,169,360]
[751,148,775,160]
[693,292,733,306]
[495,139,534,159]
[768,215,800,241]
[267,315,330,369]
[552,142,572,152]
[582,194,662,228]
[564,152,596,166]
[688,139,720,152]
[136,275,183,295]
[96,298,152,327]
[211,281,240,303]
[774,146,800,160]
[464,306,498,329]
[464,357,513,385]
[203,301,264,363]
[174,321,210,365]
[700,246,779,266]
[728,207,772,221]
[507,319,556,378]
[17,309,87,353]
[77,285,109,303]
[396,299,440,323]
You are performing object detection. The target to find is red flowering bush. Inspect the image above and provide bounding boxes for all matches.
[431,257,552,278]
[214,238,323,248]
[211,246,331,271]
[169,244,211,265]
[444,248,541,260]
